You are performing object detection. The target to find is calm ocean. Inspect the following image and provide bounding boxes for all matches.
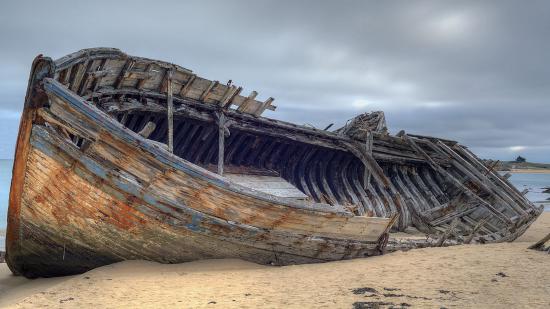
[0,159,549,250]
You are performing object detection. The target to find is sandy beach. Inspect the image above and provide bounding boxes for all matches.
[508,169,550,174]
[0,213,548,308]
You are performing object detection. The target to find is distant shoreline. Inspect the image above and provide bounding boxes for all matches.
[505,169,550,174]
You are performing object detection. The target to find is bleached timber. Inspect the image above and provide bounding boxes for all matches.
[5,48,542,278]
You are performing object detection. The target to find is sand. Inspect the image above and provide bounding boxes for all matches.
[509,169,550,174]
[0,213,549,309]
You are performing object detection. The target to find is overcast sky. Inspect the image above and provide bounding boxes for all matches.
[0,0,549,162]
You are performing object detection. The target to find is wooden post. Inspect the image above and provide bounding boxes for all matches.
[217,112,225,175]
[167,68,174,153]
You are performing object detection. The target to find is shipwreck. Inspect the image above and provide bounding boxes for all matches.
[5,48,542,277]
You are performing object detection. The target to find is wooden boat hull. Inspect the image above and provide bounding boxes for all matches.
[6,57,392,277]
[6,49,542,277]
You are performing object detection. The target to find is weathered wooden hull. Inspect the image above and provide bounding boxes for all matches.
[6,56,392,278]
[6,49,542,277]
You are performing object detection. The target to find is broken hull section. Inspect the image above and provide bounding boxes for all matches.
[6,59,391,277]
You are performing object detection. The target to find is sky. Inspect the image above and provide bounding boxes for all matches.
[0,0,549,162]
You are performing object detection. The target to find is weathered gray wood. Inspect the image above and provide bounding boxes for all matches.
[138,121,156,138]
[527,232,550,251]
[436,218,459,247]
[253,97,275,117]
[403,134,512,225]
[225,174,308,199]
[217,112,226,175]
[464,219,486,244]
[179,74,196,97]
[237,91,258,112]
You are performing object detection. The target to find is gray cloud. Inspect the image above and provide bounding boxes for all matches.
[0,0,549,162]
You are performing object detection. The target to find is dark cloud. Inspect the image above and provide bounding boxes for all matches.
[0,0,548,162]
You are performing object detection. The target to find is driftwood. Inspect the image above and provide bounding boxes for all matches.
[528,232,550,252]
[436,218,459,247]
[464,219,486,244]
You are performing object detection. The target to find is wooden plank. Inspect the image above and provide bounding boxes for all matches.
[179,74,196,97]
[237,91,258,113]
[114,59,135,89]
[223,86,243,109]
[253,97,275,117]
[199,80,219,102]
[225,174,308,199]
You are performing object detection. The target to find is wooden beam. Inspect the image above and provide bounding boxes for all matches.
[114,59,135,89]
[253,97,275,117]
[223,86,243,109]
[179,74,196,97]
[200,80,219,102]
[528,232,550,251]
[167,68,174,153]
[237,91,258,112]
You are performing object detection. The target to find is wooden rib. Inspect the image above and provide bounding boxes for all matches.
[223,87,243,109]
[237,91,258,112]
[200,80,219,102]
[190,126,216,163]
[420,168,449,204]
[326,152,347,203]
[256,137,281,169]
[245,139,269,167]
[308,152,328,204]
[78,60,100,95]
[172,121,192,155]
[175,123,200,156]
[233,135,255,166]
[137,64,153,90]
[298,148,318,200]
[386,166,412,228]
[62,66,73,86]
[339,155,362,209]
[409,166,442,209]
[70,60,90,93]
[114,59,135,89]
[317,151,339,205]
[224,134,246,164]
[91,59,108,93]
[349,162,375,215]
[452,144,534,214]
[253,97,275,117]
[403,134,513,225]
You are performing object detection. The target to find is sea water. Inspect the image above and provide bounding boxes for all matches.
[0,159,549,251]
